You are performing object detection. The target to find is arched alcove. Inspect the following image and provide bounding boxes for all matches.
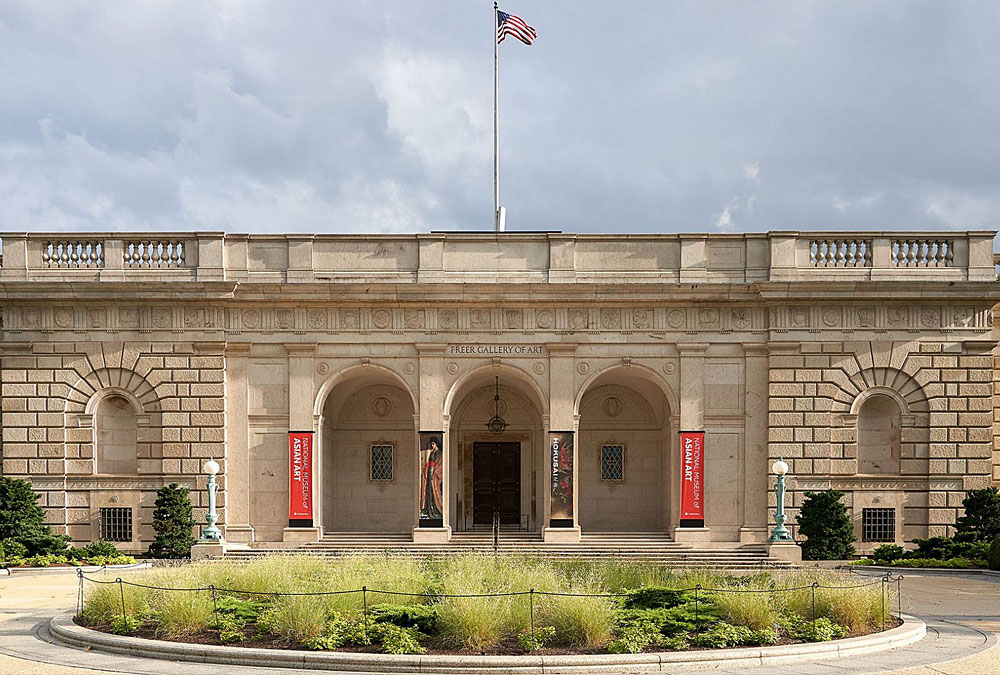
[857,393,902,474]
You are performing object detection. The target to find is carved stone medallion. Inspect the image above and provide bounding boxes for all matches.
[470,309,491,329]
[600,309,620,329]
[119,308,139,329]
[822,307,840,327]
[569,309,588,330]
[667,310,685,329]
[920,307,940,328]
[439,309,457,329]
[602,396,624,418]
[307,309,328,329]
[372,309,391,329]
[371,396,393,417]
[88,308,107,328]
[698,308,719,328]
[535,309,554,329]
[404,309,424,329]
[730,309,750,330]
[54,308,73,328]
[275,309,294,329]
[633,308,651,329]
[886,306,908,327]
[242,309,260,329]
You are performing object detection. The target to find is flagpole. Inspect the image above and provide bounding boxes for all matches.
[493,1,500,233]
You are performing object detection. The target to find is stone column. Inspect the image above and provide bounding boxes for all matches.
[544,343,580,543]
[283,343,320,542]
[413,343,450,543]
[223,343,254,543]
[675,342,711,543]
[740,343,769,543]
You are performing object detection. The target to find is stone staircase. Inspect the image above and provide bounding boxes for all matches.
[223,531,792,568]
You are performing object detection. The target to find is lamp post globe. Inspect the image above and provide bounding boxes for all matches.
[204,459,220,476]
[772,459,789,476]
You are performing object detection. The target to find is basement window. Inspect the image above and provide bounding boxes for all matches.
[99,507,132,542]
[861,507,895,542]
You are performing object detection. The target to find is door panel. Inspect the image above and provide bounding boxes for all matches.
[472,442,521,526]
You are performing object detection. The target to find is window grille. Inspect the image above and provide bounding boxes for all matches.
[370,444,393,481]
[600,444,625,481]
[99,507,132,542]
[862,507,895,542]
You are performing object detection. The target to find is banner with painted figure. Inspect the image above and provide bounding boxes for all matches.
[679,430,705,525]
[548,431,574,525]
[418,431,444,526]
[288,431,313,522]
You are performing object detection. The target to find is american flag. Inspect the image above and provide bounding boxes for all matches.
[497,9,536,45]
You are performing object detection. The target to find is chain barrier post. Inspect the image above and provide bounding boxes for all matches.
[880,574,887,631]
[117,578,126,625]
[811,582,818,641]
[896,575,902,620]
[76,568,84,617]
[695,584,701,636]
[529,588,535,639]
[210,584,219,635]
[362,586,369,642]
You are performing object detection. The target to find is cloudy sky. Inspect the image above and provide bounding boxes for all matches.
[2,1,998,234]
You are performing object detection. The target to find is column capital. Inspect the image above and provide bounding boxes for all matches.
[193,341,227,355]
[415,343,448,355]
[224,341,252,355]
[677,342,710,355]
[545,342,579,354]
[740,342,769,355]
[285,343,317,354]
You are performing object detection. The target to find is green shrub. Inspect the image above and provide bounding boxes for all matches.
[148,484,196,559]
[85,539,121,558]
[871,544,904,564]
[303,615,425,654]
[691,622,757,648]
[850,558,874,566]
[0,539,28,560]
[24,553,70,567]
[0,477,71,555]
[377,623,426,655]
[798,490,855,560]
[216,596,270,622]
[110,614,143,635]
[607,622,662,653]
[213,613,247,644]
[780,615,848,642]
[623,587,688,609]
[518,625,556,652]
[910,536,960,560]
[371,603,437,633]
[954,487,1000,542]
[888,557,984,569]
[989,536,1000,571]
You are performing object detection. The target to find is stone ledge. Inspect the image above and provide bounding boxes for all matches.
[840,564,1000,578]
[49,611,926,673]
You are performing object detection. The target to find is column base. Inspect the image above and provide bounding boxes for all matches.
[766,542,802,564]
[225,525,256,544]
[412,526,451,543]
[191,539,227,560]
[542,526,581,543]
[673,526,712,544]
[739,526,769,544]
[282,527,321,543]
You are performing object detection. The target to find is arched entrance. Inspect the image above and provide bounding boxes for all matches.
[446,367,546,532]
[319,370,417,532]
[576,368,673,532]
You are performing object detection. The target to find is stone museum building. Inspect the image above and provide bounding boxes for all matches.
[0,230,998,554]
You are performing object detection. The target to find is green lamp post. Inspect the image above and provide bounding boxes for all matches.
[768,458,794,543]
[200,458,223,542]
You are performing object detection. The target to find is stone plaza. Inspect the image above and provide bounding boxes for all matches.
[0,230,997,554]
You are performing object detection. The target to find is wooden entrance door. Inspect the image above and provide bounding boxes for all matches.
[472,442,521,525]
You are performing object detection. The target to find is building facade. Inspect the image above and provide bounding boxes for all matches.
[0,231,997,553]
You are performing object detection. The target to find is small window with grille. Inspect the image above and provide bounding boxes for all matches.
[370,444,394,481]
[99,507,132,542]
[862,507,895,542]
[600,444,625,481]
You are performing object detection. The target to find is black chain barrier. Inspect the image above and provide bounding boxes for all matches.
[77,569,901,645]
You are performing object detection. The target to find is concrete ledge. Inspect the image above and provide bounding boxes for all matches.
[0,562,150,576]
[841,564,1000,579]
[50,611,926,673]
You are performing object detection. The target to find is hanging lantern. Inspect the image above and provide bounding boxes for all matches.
[486,375,509,435]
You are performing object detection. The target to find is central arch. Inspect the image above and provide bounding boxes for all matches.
[445,364,547,532]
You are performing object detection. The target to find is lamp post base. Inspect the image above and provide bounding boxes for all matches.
[191,539,227,561]
[766,541,802,564]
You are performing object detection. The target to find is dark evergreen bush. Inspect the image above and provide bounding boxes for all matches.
[0,477,71,555]
[954,488,1000,542]
[147,483,196,558]
[797,490,855,560]
[871,544,904,564]
[988,536,1000,572]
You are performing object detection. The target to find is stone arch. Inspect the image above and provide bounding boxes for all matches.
[575,366,674,532]
[65,368,162,472]
[573,362,678,421]
[314,364,418,418]
[830,367,929,415]
[318,366,418,533]
[446,363,547,531]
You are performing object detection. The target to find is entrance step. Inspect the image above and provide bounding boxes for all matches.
[222,530,792,568]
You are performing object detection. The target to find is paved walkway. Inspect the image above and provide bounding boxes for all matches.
[0,568,997,674]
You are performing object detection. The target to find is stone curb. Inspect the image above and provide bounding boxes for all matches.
[0,562,150,576]
[49,611,926,673]
[840,565,1000,579]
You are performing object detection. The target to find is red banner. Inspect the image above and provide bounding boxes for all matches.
[288,431,313,520]
[679,431,705,521]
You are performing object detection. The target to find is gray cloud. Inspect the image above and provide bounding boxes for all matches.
[1,1,998,234]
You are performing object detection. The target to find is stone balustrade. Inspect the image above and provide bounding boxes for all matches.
[0,230,994,283]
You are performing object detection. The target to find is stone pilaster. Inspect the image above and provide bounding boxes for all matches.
[740,342,769,543]
[675,342,710,542]
[283,343,319,542]
[413,343,450,542]
[223,342,253,543]
[544,343,580,542]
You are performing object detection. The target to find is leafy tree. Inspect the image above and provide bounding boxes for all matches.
[954,488,1000,542]
[798,489,855,561]
[147,483,196,558]
[0,477,71,555]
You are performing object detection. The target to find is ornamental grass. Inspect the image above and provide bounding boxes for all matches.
[81,555,894,652]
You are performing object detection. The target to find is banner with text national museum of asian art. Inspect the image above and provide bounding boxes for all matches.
[679,430,705,527]
[288,431,313,524]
